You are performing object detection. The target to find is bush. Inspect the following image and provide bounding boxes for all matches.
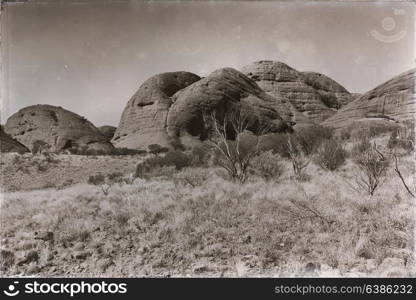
[111,148,147,156]
[315,140,347,171]
[32,140,49,155]
[260,133,290,158]
[135,151,191,178]
[387,130,414,153]
[107,172,124,184]
[87,174,105,185]
[351,136,372,158]
[352,143,390,195]
[250,151,284,181]
[190,145,211,166]
[164,151,190,170]
[294,125,333,155]
[148,144,169,155]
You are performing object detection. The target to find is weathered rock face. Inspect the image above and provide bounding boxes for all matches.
[98,126,116,142]
[0,128,29,153]
[241,61,353,124]
[301,71,353,108]
[112,72,201,150]
[322,68,415,131]
[4,105,113,153]
[113,68,292,150]
[167,68,292,147]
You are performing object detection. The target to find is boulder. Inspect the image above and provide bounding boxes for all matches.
[0,128,29,153]
[4,104,113,153]
[241,60,352,124]
[322,68,415,131]
[98,125,116,141]
[112,71,201,150]
[166,68,292,147]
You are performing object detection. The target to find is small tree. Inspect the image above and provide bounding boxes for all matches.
[352,143,390,196]
[203,108,268,183]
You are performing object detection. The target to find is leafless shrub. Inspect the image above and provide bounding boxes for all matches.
[250,151,284,181]
[352,143,390,195]
[315,139,347,171]
[286,135,310,181]
[203,108,269,183]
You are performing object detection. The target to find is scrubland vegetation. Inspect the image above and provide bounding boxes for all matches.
[0,117,414,277]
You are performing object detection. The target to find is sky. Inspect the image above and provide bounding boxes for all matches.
[1,0,415,127]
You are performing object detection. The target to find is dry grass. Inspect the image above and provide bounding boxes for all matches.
[0,153,414,277]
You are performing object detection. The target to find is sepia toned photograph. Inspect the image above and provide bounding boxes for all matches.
[0,0,415,282]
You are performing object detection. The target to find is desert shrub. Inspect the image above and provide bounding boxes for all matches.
[209,134,261,182]
[148,144,169,155]
[387,130,414,153]
[87,174,105,185]
[250,151,284,181]
[107,172,124,184]
[315,139,347,171]
[135,151,190,178]
[339,128,351,141]
[164,150,191,170]
[201,104,274,183]
[169,139,185,151]
[352,143,390,195]
[32,140,49,154]
[189,145,211,166]
[36,163,48,172]
[286,135,310,181]
[174,167,210,187]
[111,148,146,156]
[351,136,372,157]
[260,133,290,158]
[294,125,333,155]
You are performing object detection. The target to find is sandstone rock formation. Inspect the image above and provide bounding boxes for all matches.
[167,68,292,147]
[98,126,116,142]
[113,68,292,150]
[301,71,353,108]
[322,68,415,131]
[0,128,29,153]
[4,105,114,153]
[112,72,201,150]
[241,60,353,124]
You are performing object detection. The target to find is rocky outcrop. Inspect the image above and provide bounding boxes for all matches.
[241,61,353,124]
[166,68,292,147]
[114,68,292,150]
[4,105,113,153]
[0,128,29,153]
[322,68,415,131]
[112,72,201,150]
[301,71,353,108]
[98,126,116,142]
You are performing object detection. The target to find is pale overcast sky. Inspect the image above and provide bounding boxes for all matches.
[2,0,415,126]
